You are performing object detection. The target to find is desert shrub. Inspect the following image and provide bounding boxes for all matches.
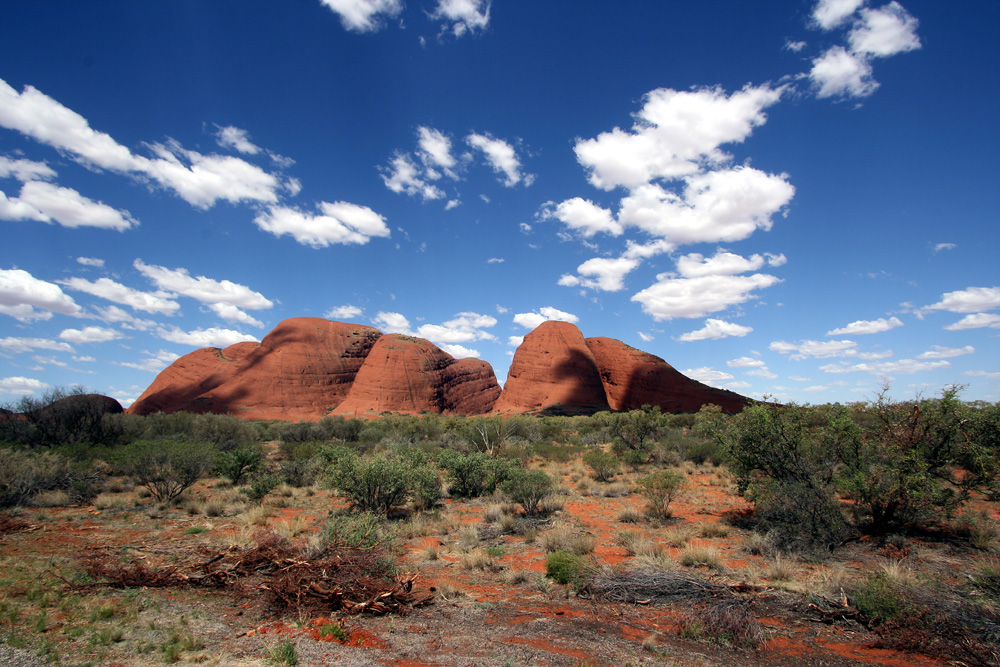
[326,454,411,515]
[540,525,596,555]
[1,447,102,508]
[460,415,531,456]
[620,449,648,471]
[277,458,322,488]
[244,473,281,503]
[191,413,259,449]
[409,464,443,511]
[500,469,554,516]
[116,440,214,502]
[215,445,264,486]
[636,470,685,520]
[439,450,518,498]
[319,510,395,552]
[317,415,365,443]
[545,550,587,585]
[598,405,662,455]
[691,403,727,439]
[952,509,1000,551]
[582,449,619,482]
[832,387,998,534]
[720,402,848,550]
[678,600,765,648]
[275,420,327,444]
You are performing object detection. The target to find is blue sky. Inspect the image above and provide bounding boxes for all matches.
[1,0,998,408]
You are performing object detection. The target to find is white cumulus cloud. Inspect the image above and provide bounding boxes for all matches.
[318,0,403,32]
[431,0,490,37]
[826,316,903,336]
[466,133,531,187]
[677,319,753,342]
[58,326,123,344]
[59,276,178,315]
[254,201,390,248]
[0,268,83,321]
[944,313,1000,331]
[917,345,974,360]
[325,305,364,320]
[632,272,781,321]
[0,376,50,396]
[156,326,257,348]
[513,307,579,330]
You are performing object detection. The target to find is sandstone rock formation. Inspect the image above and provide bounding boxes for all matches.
[126,343,258,416]
[128,317,751,420]
[586,336,750,414]
[333,335,500,417]
[493,321,611,415]
[129,318,381,421]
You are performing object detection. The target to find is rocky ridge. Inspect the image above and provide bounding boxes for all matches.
[128,317,750,420]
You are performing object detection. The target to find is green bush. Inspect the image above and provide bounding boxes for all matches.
[214,445,264,486]
[599,405,662,455]
[636,470,685,520]
[500,469,554,515]
[409,464,443,511]
[244,472,280,503]
[439,450,518,498]
[832,387,995,534]
[320,510,395,552]
[582,449,619,482]
[720,402,848,550]
[545,550,587,585]
[326,454,412,515]
[116,440,214,502]
[0,447,101,508]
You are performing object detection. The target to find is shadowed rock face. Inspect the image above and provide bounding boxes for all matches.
[127,343,258,416]
[334,335,501,417]
[586,336,751,414]
[493,321,610,415]
[128,317,751,421]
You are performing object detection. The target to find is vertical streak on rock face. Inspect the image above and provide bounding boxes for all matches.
[493,321,610,415]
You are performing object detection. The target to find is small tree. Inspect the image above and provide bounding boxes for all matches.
[832,385,992,534]
[636,470,685,520]
[719,402,847,549]
[118,440,214,502]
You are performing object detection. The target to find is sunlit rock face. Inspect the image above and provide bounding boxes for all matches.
[333,334,501,417]
[494,321,610,416]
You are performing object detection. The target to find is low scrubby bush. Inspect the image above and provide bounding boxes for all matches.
[439,450,518,498]
[545,550,587,585]
[636,470,685,520]
[500,469,554,515]
[582,449,618,482]
[116,440,214,502]
[215,445,264,486]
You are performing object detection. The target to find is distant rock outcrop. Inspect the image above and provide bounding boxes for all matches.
[586,336,750,414]
[333,335,501,417]
[128,317,751,420]
[129,318,381,421]
[493,321,611,415]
